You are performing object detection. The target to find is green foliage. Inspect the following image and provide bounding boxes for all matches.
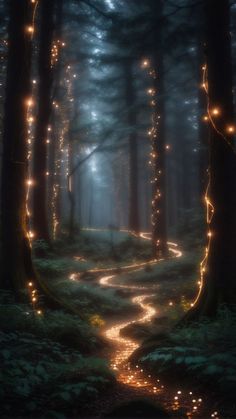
[139,307,236,395]
[49,278,136,317]
[0,331,114,418]
[34,256,93,278]
[117,252,199,286]
[0,295,101,354]
[49,230,152,264]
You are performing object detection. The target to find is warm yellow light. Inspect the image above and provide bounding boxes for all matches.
[26,98,34,107]
[37,310,42,315]
[226,125,235,134]
[203,115,208,121]
[26,26,34,33]
[142,59,149,67]
[211,108,220,116]
[28,282,33,287]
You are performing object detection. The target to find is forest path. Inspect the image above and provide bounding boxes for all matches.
[79,235,207,418]
[77,232,214,418]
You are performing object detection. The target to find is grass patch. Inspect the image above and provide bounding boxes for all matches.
[46,277,138,318]
[34,230,152,269]
[114,252,199,286]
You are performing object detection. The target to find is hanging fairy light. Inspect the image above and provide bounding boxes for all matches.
[192,62,235,307]
[50,47,77,239]
[141,57,167,258]
[24,0,43,314]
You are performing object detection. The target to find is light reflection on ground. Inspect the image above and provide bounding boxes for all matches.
[71,229,218,418]
[98,233,218,418]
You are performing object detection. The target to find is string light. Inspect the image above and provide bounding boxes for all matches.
[226,125,235,134]
[27,179,33,186]
[142,58,167,258]
[142,59,149,68]
[191,61,236,308]
[211,107,220,116]
[25,0,42,316]
[26,25,34,34]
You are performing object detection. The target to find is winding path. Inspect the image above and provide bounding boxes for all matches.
[78,229,217,418]
[99,235,182,386]
[96,233,214,418]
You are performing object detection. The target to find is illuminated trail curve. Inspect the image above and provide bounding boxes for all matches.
[97,232,215,418]
[100,234,181,375]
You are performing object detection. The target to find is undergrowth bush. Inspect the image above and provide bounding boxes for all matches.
[0,293,102,354]
[138,307,236,400]
[1,331,114,418]
[34,257,93,278]
[117,252,199,285]
[49,278,136,317]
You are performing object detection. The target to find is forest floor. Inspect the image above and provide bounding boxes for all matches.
[1,229,236,418]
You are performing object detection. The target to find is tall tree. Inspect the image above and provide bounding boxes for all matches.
[1,0,36,295]
[124,59,140,235]
[150,0,168,258]
[32,0,55,242]
[48,0,64,239]
[187,0,236,318]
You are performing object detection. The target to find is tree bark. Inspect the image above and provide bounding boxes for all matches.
[197,40,208,200]
[0,0,36,296]
[124,59,140,235]
[185,0,236,319]
[151,0,168,258]
[32,0,54,242]
[68,141,76,240]
[48,0,64,239]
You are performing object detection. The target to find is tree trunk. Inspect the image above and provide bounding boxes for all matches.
[186,0,236,319]
[0,0,36,296]
[151,0,168,258]
[48,0,64,239]
[32,0,54,242]
[124,59,140,235]
[68,142,76,240]
[197,41,208,200]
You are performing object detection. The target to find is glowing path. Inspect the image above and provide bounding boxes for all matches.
[94,231,217,418]
[104,293,156,368]
[71,229,217,417]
